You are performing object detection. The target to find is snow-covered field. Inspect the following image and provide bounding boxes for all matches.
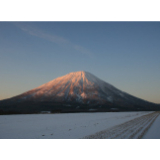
[142,114,160,139]
[1,111,159,139]
[84,111,160,139]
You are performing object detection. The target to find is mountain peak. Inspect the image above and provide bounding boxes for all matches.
[3,71,154,107]
[67,71,90,77]
[15,70,113,103]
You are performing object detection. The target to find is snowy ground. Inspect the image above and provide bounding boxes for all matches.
[1,111,159,139]
[142,113,160,139]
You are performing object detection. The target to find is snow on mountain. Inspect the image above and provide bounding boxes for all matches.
[12,71,128,104]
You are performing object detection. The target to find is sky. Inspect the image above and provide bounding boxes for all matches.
[0,22,160,103]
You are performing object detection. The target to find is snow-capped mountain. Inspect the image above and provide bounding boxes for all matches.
[13,71,127,103]
[0,71,159,114]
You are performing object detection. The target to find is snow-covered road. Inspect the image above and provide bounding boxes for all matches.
[0,111,159,139]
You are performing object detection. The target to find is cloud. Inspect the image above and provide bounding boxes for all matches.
[14,23,93,57]
[73,44,93,57]
[15,23,68,44]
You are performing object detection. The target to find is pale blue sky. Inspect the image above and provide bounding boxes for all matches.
[0,22,160,103]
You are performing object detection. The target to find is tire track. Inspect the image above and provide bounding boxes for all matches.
[84,111,160,139]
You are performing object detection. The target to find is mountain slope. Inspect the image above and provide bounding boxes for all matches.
[0,71,159,114]
[13,71,126,103]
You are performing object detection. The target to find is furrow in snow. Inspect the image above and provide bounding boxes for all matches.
[83,111,160,139]
[121,113,158,139]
